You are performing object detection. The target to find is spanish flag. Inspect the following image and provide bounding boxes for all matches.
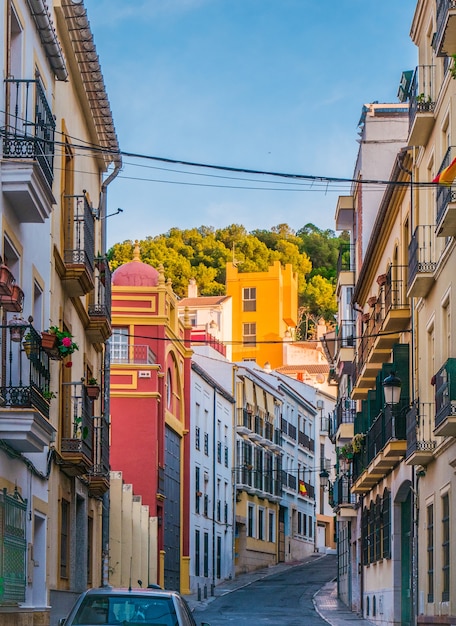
[433,156,456,186]
[299,481,307,495]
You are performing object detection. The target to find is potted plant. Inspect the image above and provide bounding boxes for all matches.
[23,331,39,358]
[43,388,57,401]
[339,434,365,461]
[45,326,79,358]
[86,377,100,400]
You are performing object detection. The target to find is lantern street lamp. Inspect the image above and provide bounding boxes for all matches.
[383,371,402,406]
[319,468,330,491]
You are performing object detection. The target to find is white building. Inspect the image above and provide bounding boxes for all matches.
[189,350,235,594]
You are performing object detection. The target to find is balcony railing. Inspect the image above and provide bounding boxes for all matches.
[384,264,409,315]
[434,0,456,56]
[333,475,356,507]
[3,78,55,186]
[60,381,93,474]
[64,194,95,270]
[435,146,456,237]
[87,415,110,497]
[335,397,357,428]
[0,323,51,417]
[408,65,436,145]
[87,260,112,343]
[407,225,437,298]
[434,358,456,436]
[405,403,437,464]
[337,243,355,273]
[111,344,157,365]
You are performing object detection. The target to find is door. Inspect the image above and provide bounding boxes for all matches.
[164,427,181,591]
[401,491,412,626]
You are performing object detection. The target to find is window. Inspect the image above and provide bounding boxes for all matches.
[216,536,222,579]
[247,504,255,537]
[442,493,450,602]
[204,433,209,456]
[195,530,200,576]
[203,532,209,578]
[0,489,27,602]
[111,328,129,363]
[195,426,200,451]
[60,499,70,579]
[243,287,256,312]
[195,467,201,514]
[427,503,434,603]
[258,508,265,541]
[243,322,256,346]
[268,511,275,543]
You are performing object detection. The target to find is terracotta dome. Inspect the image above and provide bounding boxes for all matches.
[112,241,160,287]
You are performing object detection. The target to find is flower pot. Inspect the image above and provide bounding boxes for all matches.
[86,385,100,400]
[367,296,377,307]
[41,331,57,350]
[0,264,14,296]
[376,273,387,286]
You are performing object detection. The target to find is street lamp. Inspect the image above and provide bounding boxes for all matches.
[383,370,402,406]
[319,468,330,491]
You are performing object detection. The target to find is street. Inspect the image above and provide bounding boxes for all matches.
[193,554,337,625]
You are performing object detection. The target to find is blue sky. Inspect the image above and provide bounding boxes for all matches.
[83,0,417,248]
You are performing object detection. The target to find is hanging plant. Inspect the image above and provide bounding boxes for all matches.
[47,326,79,357]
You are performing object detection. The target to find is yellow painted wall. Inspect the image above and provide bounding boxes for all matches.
[226,261,298,369]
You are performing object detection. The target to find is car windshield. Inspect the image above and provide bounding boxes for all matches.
[72,594,177,626]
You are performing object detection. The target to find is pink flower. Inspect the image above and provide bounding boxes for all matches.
[65,361,73,368]
[62,337,72,348]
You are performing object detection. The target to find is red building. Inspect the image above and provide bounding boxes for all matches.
[109,244,193,592]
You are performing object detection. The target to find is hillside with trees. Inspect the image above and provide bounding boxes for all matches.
[108,223,348,338]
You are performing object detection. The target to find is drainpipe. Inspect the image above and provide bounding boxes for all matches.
[99,158,121,587]
[212,387,217,594]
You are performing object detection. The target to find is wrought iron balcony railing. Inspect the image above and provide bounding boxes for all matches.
[407,224,437,297]
[60,381,93,466]
[405,402,437,463]
[408,65,436,128]
[333,475,356,507]
[434,0,456,56]
[384,264,409,314]
[89,259,112,319]
[0,323,51,419]
[3,78,55,186]
[335,397,357,428]
[64,194,95,270]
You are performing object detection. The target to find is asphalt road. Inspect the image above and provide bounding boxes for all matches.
[193,554,337,625]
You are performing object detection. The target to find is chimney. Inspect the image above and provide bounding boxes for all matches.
[188,278,198,298]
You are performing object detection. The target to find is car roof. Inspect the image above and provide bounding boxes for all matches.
[82,587,178,598]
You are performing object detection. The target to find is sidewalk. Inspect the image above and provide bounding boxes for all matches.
[185,554,374,626]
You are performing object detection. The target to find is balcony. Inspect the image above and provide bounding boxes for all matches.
[87,415,110,497]
[333,397,356,443]
[352,401,408,494]
[382,264,410,334]
[335,196,354,231]
[408,65,436,146]
[87,260,112,343]
[435,147,456,237]
[58,382,93,476]
[333,475,357,518]
[111,344,157,365]
[335,319,355,366]
[407,225,437,298]
[236,408,253,435]
[434,358,456,436]
[405,403,437,466]
[1,78,55,222]
[60,194,95,297]
[434,0,456,56]
[336,243,355,291]
[0,324,55,452]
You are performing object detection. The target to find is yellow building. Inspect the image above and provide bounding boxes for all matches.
[226,260,298,369]
[0,1,119,623]
[406,3,456,624]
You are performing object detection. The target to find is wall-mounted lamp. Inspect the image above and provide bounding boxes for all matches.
[319,468,330,491]
[383,370,402,406]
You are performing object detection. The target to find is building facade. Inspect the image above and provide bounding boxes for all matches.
[189,352,235,595]
[226,260,298,369]
[109,248,193,593]
[0,1,119,624]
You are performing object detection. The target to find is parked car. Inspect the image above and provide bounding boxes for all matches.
[58,587,210,626]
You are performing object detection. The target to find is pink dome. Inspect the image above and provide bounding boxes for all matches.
[112,242,160,287]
